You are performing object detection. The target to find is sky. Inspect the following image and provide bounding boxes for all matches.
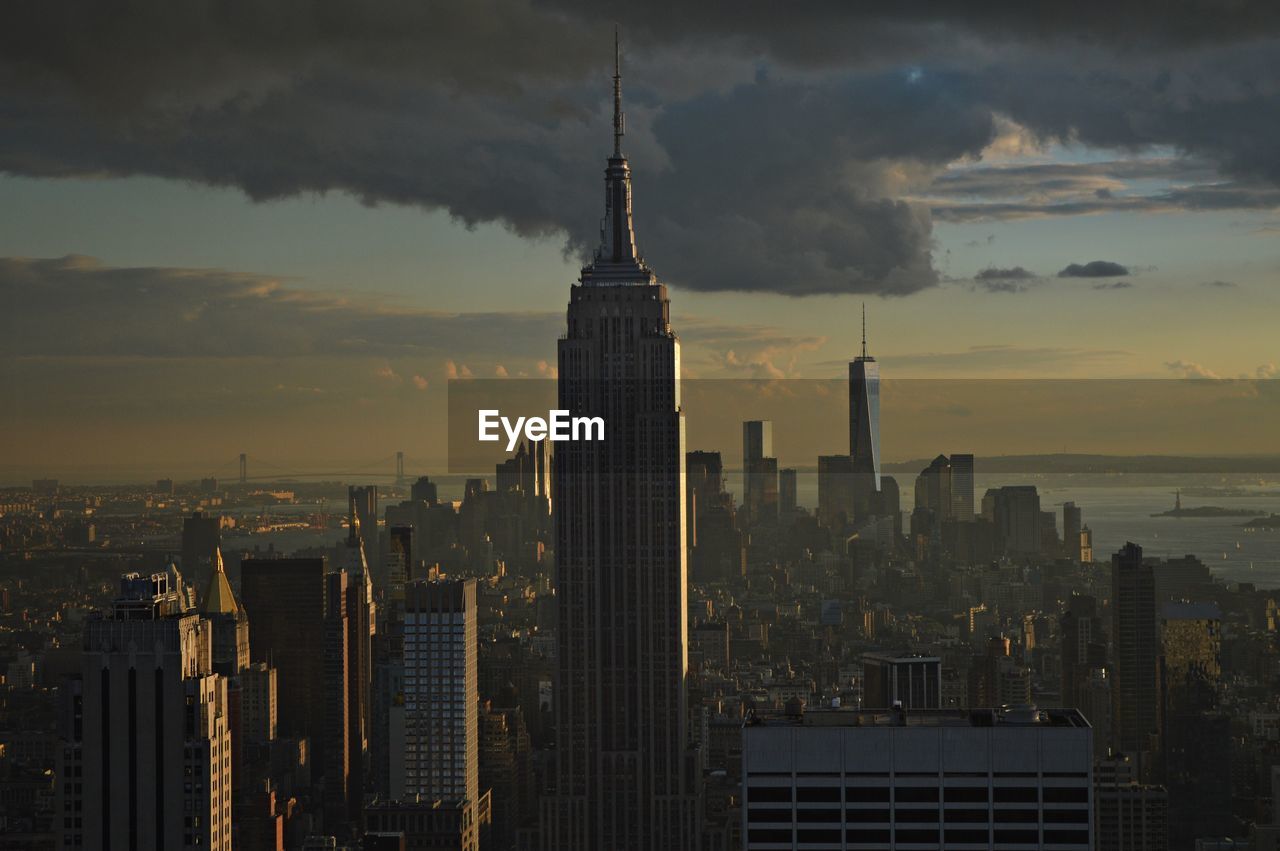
[1,2,1278,481]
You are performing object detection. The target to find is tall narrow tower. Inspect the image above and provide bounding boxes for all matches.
[849,303,881,519]
[544,34,699,851]
[1112,541,1160,770]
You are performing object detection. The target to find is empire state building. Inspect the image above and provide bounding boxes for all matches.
[542,38,700,851]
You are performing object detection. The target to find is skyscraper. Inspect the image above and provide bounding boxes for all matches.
[1063,501,1082,561]
[992,485,1042,556]
[401,579,479,804]
[1112,542,1160,765]
[950,453,975,521]
[848,304,881,518]
[341,522,376,825]
[742,420,778,526]
[778,467,797,516]
[240,558,327,763]
[544,38,698,850]
[1060,594,1106,712]
[324,569,353,826]
[181,510,222,586]
[59,572,232,851]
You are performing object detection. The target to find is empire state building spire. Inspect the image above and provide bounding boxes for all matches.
[613,28,624,158]
[582,30,654,286]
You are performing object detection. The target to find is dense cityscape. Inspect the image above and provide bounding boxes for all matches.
[4,21,1280,851]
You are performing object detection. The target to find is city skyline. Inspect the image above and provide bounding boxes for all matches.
[3,10,1280,851]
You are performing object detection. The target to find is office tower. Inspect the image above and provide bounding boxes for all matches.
[817,454,856,528]
[1161,602,1230,848]
[1040,509,1061,553]
[742,419,773,464]
[1060,594,1106,710]
[743,421,778,526]
[861,652,941,709]
[240,558,328,761]
[496,440,531,494]
[1080,524,1094,563]
[1079,667,1115,759]
[744,456,779,526]
[324,568,353,826]
[1095,755,1168,851]
[200,548,249,677]
[411,475,439,505]
[686,449,722,549]
[742,705,1093,851]
[400,579,479,803]
[778,468,797,516]
[239,661,278,746]
[877,475,902,540]
[60,572,232,850]
[1161,602,1221,698]
[1111,542,1160,763]
[992,485,1041,556]
[181,510,221,585]
[339,525,375,825]
[545,40,698,851]
[848,304,881,521]
[686,451,724,513]
[949,453,974,521]
[1063,502,1082,561]
[914,454,953,522]
[200,476,219,494]
[155,477,174,495]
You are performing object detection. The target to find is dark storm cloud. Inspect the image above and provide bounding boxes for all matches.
[4,2,1280,295]
[1059,261,1131,278]
[971,266,1037,293]
[975,266,1036,281]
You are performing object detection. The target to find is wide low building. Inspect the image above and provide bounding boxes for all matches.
[742,705,1092,851]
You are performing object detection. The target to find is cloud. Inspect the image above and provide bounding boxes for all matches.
[1092,281,1133,290]
[971,265,1037,293]
[445,360,474,380]
[1200,280,1236,288]
[1059,260,1130,278]
[1165,360,1220,379]
[1257,363,1279,379]
[5,5,1280,296]
[0,255,563,362]
[680,318,828,376]
[411,374,429,390]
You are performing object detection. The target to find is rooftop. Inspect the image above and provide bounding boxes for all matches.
[747,706,1090,729]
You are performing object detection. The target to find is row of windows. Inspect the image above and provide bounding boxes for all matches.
[747,807,1090,825]
[748,785,1089,804]
[747,826,1090,845]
